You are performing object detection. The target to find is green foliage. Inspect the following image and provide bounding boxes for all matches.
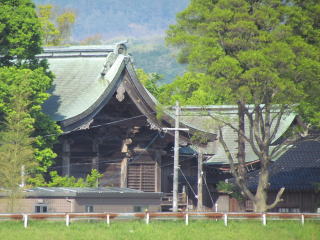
[0,0,62,177]
[165,0,320,126]
[190,131,210,145]
[0,67,61,175]
[0,79,34,211]
[216,181,245,202]
[0,0,42,67]
[158,72,225,105]
[37,4,76,46]
[28,169,103,187]
[38,4,60,45]
[136,68,162,98]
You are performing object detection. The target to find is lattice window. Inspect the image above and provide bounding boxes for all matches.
[127,163,155,192]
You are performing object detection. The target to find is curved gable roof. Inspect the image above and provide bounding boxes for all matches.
[40,45,128,131]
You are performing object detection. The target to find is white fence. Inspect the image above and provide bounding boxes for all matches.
[0,212,319,228]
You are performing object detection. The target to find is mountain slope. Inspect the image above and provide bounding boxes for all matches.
[34,0,189,40]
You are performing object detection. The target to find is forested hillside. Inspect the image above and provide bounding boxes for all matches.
[128,38,185,84]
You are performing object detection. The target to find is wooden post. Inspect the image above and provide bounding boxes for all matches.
[224,213,228,226]
[107,214,110,226]
[66,214,70,227]
[262,213,266,226]
[120,157,128,188]
[92,138,100,172]
[154,150,163,192]
[173,101,180,212]
[21,165,25,188]
[23,214,28,228]
[62,139,71,176]
[145,211,150,224]
[301,214,304,225]
[120,138,132,188]
[197,151,203,212]
[185,213,189,226]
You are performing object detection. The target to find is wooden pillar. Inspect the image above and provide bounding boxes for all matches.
[62,139,71,176]
[154,150,164,192]
[92,138,100,171]
[197,151,203,211]
[120,157,128,188]
[120,138,132,188]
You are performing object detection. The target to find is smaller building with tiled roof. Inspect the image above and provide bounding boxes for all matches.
[246,140,320,212]
[0,187,162,213]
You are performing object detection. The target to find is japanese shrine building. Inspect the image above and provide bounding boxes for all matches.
[40,44,298,210]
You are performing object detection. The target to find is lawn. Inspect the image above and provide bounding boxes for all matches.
[0,220,319,240]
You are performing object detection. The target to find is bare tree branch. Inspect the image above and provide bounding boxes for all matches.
[218,127,256,201]
[269,106,286,144]
[253,105,265,150]
[267,187,285,210]
[243,108,264,158]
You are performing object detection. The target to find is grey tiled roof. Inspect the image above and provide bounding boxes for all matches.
[247,140,320,191]
[171,106,296,164]
[1,187,162,198]
[40,45,127,131]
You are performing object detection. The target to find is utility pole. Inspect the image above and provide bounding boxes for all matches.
[162,101,189,212]
[197,151,203,211]
[173,101,180,212]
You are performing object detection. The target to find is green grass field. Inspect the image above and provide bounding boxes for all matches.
[0,220,319,240]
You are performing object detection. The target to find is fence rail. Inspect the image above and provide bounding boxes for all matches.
[0,212,319,228]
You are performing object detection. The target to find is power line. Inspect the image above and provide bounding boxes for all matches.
[43,113,155,138]
[203,174,215,206]
[48,132,161,170]
[178,167,197,198]
[160,155,195,168]
[129,132,160,162]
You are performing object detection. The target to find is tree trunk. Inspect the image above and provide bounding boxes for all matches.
[237,101,246,178]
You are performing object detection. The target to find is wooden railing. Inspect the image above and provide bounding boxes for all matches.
[0,212,319,228]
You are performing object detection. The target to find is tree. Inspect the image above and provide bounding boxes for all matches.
[0,66,61,177]
[0,75,34,212]
[56,10,76,45]
[38,4,60,46]
[0,0,42,67]
[136,68,162,98]
[166,0,320,212]
[37,4,76,46]
[28,169,103,188]
[0,0,62,178]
